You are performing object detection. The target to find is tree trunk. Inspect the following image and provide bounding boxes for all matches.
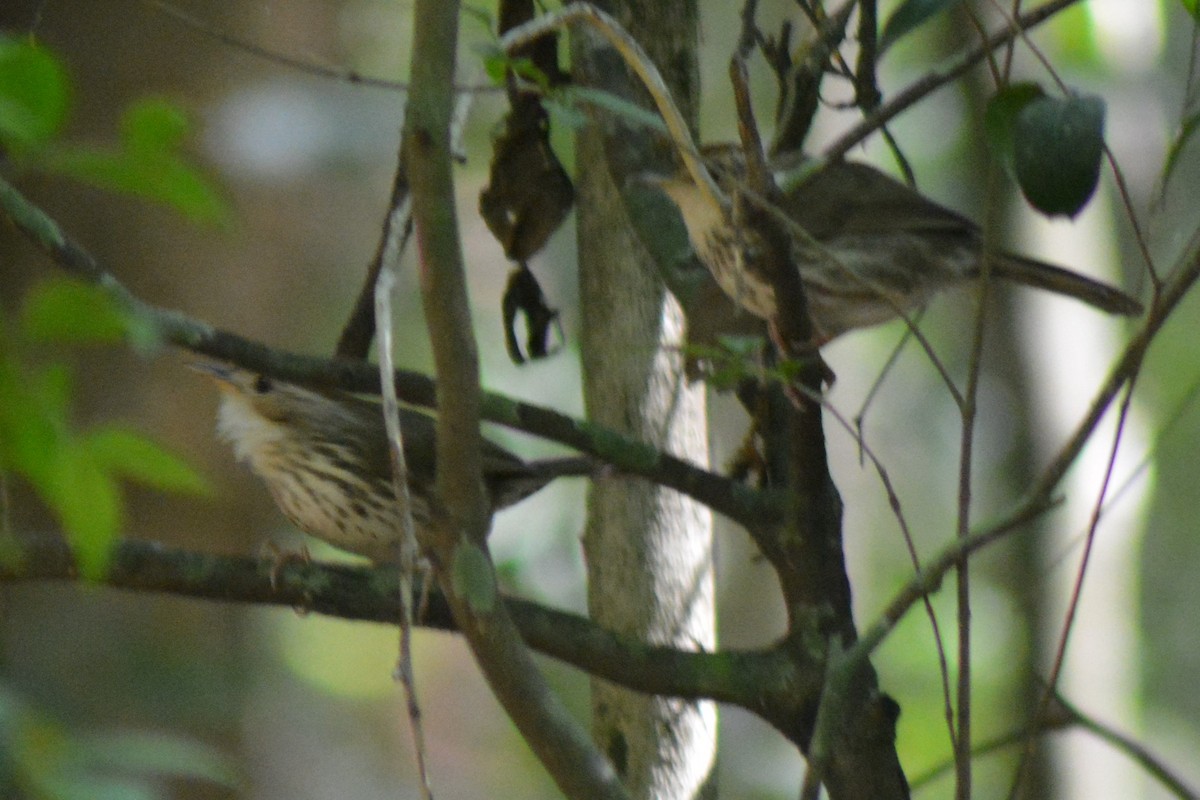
[574,3,717,797]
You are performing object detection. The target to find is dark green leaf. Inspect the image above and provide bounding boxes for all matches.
[542,97,588,132]
[1013,92,1106,217]
[1162,109,1200,192]
[984,82,1045,171]
[75,732,239,788]
[33,774,156,800]
[0,37,70,152]
[20,278,130,345]
[1182,0,1199,22]
[84,426,209,496]
[554,86,668,135]
[880,0,966,52]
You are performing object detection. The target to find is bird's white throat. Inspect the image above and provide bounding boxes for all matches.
[215,393,284,466]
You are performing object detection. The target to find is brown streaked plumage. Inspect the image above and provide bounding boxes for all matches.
[196,364,591,562]
[648,144,1142,342]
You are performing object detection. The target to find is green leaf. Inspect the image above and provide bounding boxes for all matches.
[20,277,131,345]
[0,362,67,482]
[984,82,1045,171]
[1162,109,1200,192]
[1182,0,1199,22]
[42,97,229,225]
[879,0,966,52]
[47,444,122,579]
[1013,92,1106,217]
[479,46,510,85]
[553,86,668,135]
[0,36,71,152]
[542,97,589,132]
[84,426,209,496]
[45,145,229,226]
[120,97,188,156]
[75,732,239,788]
[461,4,497,36]
[451,542,497,613]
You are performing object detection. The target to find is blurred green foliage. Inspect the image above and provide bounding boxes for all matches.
[0,36,229,225]
[0,684,239,799]
[0,278,208,578]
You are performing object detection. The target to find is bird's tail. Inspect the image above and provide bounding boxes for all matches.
[491,457,599,510]
[987,254,1142,316]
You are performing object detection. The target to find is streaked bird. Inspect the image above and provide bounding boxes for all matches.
[196,363,591,562]
[647,144,1141,342]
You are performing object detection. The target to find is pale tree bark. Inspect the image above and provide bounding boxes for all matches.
[574,3,718,798]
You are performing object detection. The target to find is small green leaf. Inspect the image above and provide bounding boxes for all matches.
[554,86,668,135]
[120,97,188,155]
[1182,0,1199,22]
[480,47,510,84]
[41,97,229,225]
[542,97,588,132]
[45,146,229,226]
[984,82,1045,170]
[84,426,209,496]
[0,36,71,152]
[715,335,767,358]
[879,0,966,52]
[47,444,122,579]
[507,57,550,91]
[451,542,497,613]
[20,277,130,345]
[1013,92,1106,217]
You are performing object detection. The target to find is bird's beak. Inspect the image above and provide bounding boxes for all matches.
[188,361,236,389]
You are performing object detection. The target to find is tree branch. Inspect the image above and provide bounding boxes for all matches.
[404,3,627,798]
[0,537,821,739]
[0,175,771,528]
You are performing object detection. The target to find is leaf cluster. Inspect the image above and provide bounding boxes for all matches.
[0,278,208,578]
[0,36,228,225]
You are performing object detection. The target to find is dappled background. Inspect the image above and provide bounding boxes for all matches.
[1,1,1198,798]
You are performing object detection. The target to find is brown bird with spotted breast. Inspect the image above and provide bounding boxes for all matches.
[647,144,1141,342]
[196,364,592,563]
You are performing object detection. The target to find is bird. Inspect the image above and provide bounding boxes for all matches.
[646,144,1142,342]
[194,363,592,563]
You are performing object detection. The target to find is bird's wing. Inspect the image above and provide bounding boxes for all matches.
[785,161,975,241]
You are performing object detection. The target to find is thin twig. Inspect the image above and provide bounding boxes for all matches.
[802,384,959,750]
[407,3,628,796]
[374,266,433,799]
[1008,373,1139,799]
[840,221,1200,677]
[143,0,497,93]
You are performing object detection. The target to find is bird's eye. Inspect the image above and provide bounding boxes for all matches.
[253,375,273,394]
